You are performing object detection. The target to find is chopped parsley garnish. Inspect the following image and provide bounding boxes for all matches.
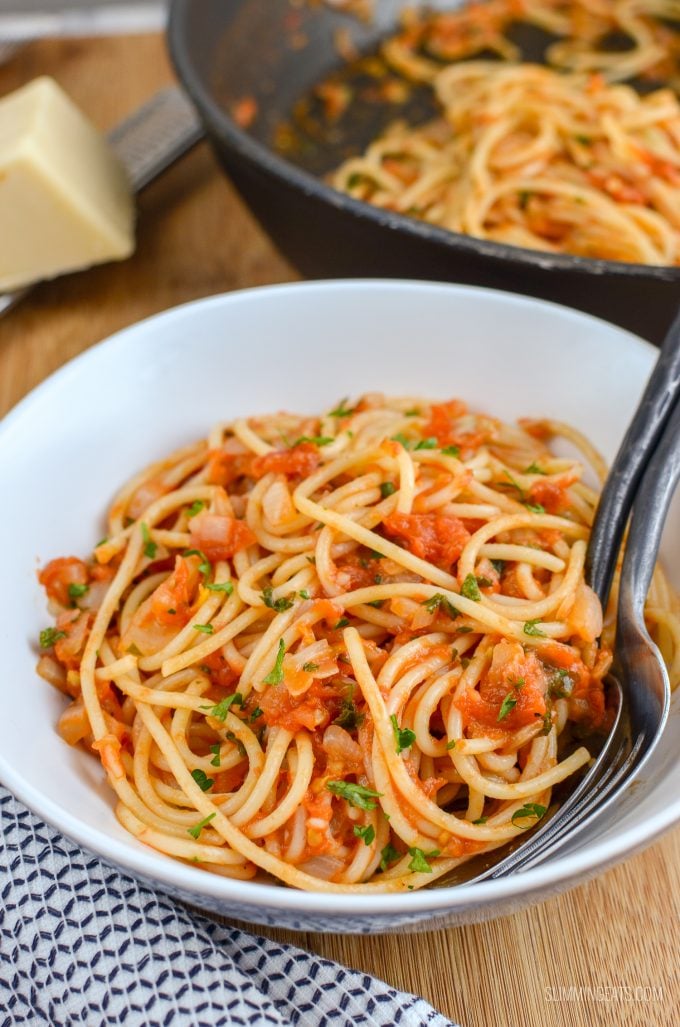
[391,714,416,754]
[391,433,412,449]
[380,843,400,871]
[67,583,89,601]
[523,502,546,514]
[461,657,471,669]
[334,617,350,629]
[326,780,383,810]
[525,462,546,475]
[501,470,524,497]
[353,824,376,846]
[491,559,505,576]
[524,619,547,637]
[511,803,547,829]
[473,816,488,825]
[299,589,311,600]
[187,500,205,517]
[187,813,216,839]
[446,739,457,750]
[206,581,234,594]
[405,408,420,417]
[225,731,247,757]
[292,435,334,447]
[302,661,319,672]
[380,481,397,498]
[441,445,460,457]
[461,574,482,602]
[95,536,108,548]
[193,623,214,634]
[183,548,212,575]
[261,586,295,612]
[497,693,518,721]
[368,599,385,608]
[200,692,244,721]
[39,627,66,649]
[263,638,286,685]
[414,437,437,450]
[141,522,157,559]
[422,593,458,617]
[166,608,176,616]
[333,697,365,731]
[209,744,221,768]
[407,847,440,873]
[548,668,573,699]
[518,190,532,209]
[328,398,355,418]
[191,769,214,792]
[476,576,492,588]
[538,710,554,735]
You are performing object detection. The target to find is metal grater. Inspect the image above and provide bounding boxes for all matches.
[0,85,204,318]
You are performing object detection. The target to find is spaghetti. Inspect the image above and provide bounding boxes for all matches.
[36,396,680,892]
[332,0,680,264]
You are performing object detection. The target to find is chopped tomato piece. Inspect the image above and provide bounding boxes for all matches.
[205,449,254,486]
[188,511,255,561]
[199,649,239,691]
[456,640,547,733]
[213,763,248,793]
[53,609,91,670]
[383,512,470,569]
[150,555,201,627]
[423,400,468,447]
[259,681,338,733]
[250,442,321,479]
[38,557,89,607]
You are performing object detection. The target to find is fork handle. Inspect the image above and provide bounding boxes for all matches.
[586,305,680,607]
[619,390,680,623]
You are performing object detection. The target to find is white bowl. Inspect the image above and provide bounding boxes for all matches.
[1,280,678,934]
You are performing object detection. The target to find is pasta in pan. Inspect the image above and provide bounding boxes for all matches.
[36,395,680,892]
[331,0,680,264]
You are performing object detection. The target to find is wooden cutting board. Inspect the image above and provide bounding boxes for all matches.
[1,34,677,1027]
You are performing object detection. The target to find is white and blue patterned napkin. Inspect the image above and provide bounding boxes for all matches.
[0,788,457,1027]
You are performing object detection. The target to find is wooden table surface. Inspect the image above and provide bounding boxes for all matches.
[1,34,678,1027]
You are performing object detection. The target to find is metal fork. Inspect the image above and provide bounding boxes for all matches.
[459,310,680,883]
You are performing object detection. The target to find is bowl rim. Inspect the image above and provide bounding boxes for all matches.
[167,0,680,284]
[2,277,679,917]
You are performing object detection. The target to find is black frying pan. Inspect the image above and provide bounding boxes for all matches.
[168,0,680,344]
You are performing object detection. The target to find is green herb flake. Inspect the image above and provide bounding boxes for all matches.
[328,398,355,418]
[249,706,264,723]
[461,657,471,669]
[299,589,311,600]
[334,617,350,630]
[390,714,416,754]
[261,586,295,613]
[501,470,524,498]
[39,627,66,649]
[302,661,319,672]
[353,824,376,846]
[67,582,89,601]
[405,408,420,417]
[368,599,385,608]
[380,481,397,498]
[524,462,546,475]
[292,435,334,447]
[441,445,460,457]
[472,816,488,825]
[191,769,214,792]
[263,638,286,686]
[414,437,437,450]
[95,536,108,548]
[422,593,458,618]
[193,623,214,635]
[209,743,221,768]
[491,559,505,576]
[380,843,400,871]
[333,698,365,731]
[206,581,234,595]
[200,692,244,722]
[446,739,457,750]
[391,433,412,449]
[187,812,216,839]
[511,803,547,829]
[524,619,547,637]
[523,502,546,514]
[187,500,205,517]
[326,780,383,810]
[461,574,482,602]
[407,847,440,873]
[518,189,532,209]
[141,522,157,560]
[548,668,573,699]
[497,692,518,721]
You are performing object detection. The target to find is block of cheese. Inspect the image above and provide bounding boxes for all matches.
[0,76,135,291]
